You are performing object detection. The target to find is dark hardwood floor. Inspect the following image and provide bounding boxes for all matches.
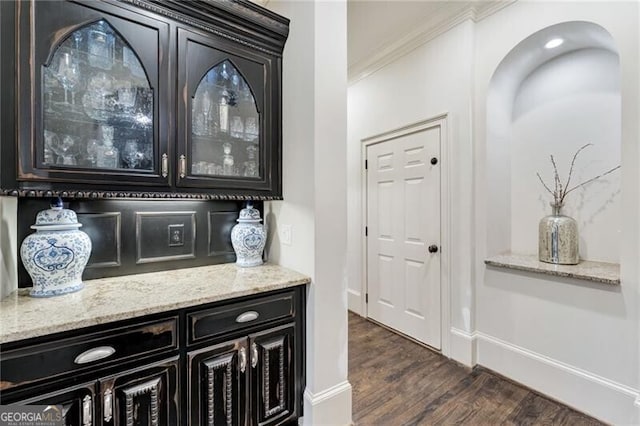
[348,312,603,425]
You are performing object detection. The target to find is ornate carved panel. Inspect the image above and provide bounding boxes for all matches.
[262,337,286,418]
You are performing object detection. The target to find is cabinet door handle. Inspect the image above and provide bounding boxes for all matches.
[251,342,258,369]
[179,155,186,178]
[74,346,116,364]
[239,347,247,373]
[235,311,259,323]
[161,153,168,177]
[103,388,113,422]
[82,395,92,426]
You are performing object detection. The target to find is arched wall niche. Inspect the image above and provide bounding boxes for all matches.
[486,21,621,263]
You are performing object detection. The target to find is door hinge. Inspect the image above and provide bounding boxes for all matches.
[365,226,368,237]
[365,293,368,303]
[365,160,368,170]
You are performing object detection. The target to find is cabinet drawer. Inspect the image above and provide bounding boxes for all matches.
[188,291,295,345]
[0,317,177,392]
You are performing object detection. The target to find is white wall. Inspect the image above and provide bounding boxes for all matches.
[347,21,476,343]
[349,0,639,423]
[510,48,621,262]
[474,2,639,423]
[266,1,352,424]
[0,197,18,298]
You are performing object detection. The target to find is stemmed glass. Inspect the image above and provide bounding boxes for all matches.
[201,92,212,135]
[57,52,81,105]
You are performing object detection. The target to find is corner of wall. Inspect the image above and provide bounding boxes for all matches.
[449,327,477,367]
[301,381,353,426]
[0,196,18,298]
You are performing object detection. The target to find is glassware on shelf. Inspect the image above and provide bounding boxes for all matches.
[230,116,244,139]
[117,81,137,111]
[88,21,115,70]
[222,142,235,175]
[82,72,116,121]
[96,125,119,169]
[243,144,258,178]
[57,52,81,105]
[86,139,99,167]
[244,117,258,141]
[51,134,79,165]
[201,92,213,135]
[219,96,229,133]
[43,130,58,165]
[122,140,144,169]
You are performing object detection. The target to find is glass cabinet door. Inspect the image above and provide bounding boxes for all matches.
[18,1,170,187]
[191,60,261,179]
[177,28,279,194]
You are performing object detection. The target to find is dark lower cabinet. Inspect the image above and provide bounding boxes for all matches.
[189,325,298,426]
[188,338,245,426]
[7,358,179,426]
[100,357,179,426]
[251,325,295,426]
[0,286,306,426]
[14,381,96,426]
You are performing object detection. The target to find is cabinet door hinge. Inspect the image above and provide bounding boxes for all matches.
[365,159,368,170]
[365,293,368,303]
[365,226,368,237]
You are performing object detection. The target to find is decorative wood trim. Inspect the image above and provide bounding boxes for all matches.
[262,336,286,417]
[203,353,235,426]
[0,188,282,201]
[124,377,162,426]
[348,0,517,84]
[119,0,286,56]
[476,330,640,424]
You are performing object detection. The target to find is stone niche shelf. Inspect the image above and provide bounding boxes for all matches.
[484,253,620,285]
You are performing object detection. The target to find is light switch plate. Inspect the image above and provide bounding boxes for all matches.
[280,224,292,246]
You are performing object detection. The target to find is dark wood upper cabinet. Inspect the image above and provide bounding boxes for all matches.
[16,0,171,188]
[177,28,279,195]
[0,0,288,199]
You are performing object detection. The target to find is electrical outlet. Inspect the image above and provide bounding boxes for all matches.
[280,224,292,246]
[168,224,185,247]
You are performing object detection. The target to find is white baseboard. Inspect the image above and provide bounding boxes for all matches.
[347,288,363,316]
[449,327,476,367]
[301,381,353,426]
[476,331,639,425]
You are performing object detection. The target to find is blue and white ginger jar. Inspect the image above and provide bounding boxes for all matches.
[231,203,266,267]
[20,198,92,297]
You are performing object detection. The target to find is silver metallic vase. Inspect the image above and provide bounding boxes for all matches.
[538,203,579,265]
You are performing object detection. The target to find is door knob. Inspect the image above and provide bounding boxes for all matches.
[430,157,438,165]
[428,245,438,253]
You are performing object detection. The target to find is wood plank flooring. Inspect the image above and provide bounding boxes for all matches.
[349,312,603,425]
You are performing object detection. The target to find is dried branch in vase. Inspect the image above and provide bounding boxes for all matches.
[536,143,620,207]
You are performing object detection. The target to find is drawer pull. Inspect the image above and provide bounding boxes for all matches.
[74,346,116,365]
[235,311,259,323]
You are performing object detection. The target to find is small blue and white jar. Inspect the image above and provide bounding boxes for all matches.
[231,203,266,267]
[20,198,92,297]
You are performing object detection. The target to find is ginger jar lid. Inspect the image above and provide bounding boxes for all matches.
[237,203,262,223]
[31,197,82,230]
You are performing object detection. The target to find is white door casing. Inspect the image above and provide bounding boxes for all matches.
[365,121,443,349]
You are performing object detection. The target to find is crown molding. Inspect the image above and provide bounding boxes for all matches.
[348,0,517,85]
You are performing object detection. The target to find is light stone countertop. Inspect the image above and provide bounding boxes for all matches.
[0,263,311,345]
[484,253,620,285]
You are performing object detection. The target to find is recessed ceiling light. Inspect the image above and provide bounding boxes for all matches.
[545,38,564,49]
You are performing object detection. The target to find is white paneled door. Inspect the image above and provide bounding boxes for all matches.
[366,126,441,349]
